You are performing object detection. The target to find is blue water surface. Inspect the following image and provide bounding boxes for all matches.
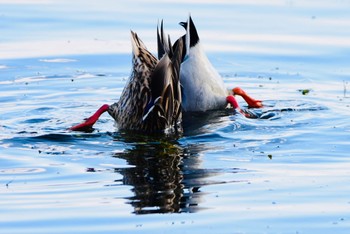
[1,1,350,233]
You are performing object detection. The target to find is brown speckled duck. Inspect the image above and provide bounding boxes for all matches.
[70,27,184,134]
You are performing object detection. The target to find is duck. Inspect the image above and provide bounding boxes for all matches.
[70,17,263,132]
[70,30,184,134]
[178,15,263,112]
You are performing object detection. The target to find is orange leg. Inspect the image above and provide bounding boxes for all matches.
[69,104,109,131]
[226,95,259,118]
[226,95,247,117]
[232,87,263,108]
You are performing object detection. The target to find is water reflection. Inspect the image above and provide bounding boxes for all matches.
[113,141,198,214]
[104,100,327,215]
[112,137,243,214]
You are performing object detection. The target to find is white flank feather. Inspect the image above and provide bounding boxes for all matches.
[180,42,228,112]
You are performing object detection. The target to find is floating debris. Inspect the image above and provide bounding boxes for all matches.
[298,89,311,95]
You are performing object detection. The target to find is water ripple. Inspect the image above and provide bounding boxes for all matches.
[1,1,350,232]
[0,167,46,175]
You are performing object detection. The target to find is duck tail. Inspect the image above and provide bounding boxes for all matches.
[142,37,184,133]
[157,20,171,60]
[179,14,200,56]
[131,30,147,57]
[171,37,183,80]
[170,38,184,125]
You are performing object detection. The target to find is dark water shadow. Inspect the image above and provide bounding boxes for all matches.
[108,134,246,214]
[182,109,232,136]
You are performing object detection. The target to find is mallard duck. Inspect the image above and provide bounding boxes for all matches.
[178,16,263,112]
[70,30,184,133]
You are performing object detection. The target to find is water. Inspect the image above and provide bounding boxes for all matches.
[1,1,350,233]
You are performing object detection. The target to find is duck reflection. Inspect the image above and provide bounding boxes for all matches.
[113,138,205,214]
[108,108,251,214]
[107,100,328,214]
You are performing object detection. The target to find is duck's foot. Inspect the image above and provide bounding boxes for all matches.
[232,87,263,108]
[227,95,244,115]
[69,104,109,132]
[226,95,259,118]
[226,95,240,109]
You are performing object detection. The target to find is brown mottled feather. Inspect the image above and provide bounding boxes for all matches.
[108,31,183,134]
